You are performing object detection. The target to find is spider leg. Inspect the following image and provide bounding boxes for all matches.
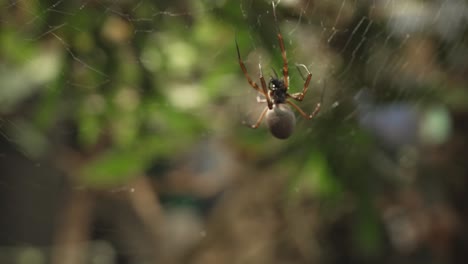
[295,63,309,81]
[235,37,266,96]
[243,106,269,129]
[272,2,289,89]
[257,94,267,103]
[259,63,273,109]
[271,67,279,79]
[287,100,321,120]
[289,64,312,101]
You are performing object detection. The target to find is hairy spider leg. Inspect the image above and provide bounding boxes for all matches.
[295,64,309,81]
[235,37,266,96]
[271,67,279,79]
[249,106,269,128]
[289,64,312,101]
[287,100,321,120]
[259,63,273,109]
[272,2,289,89]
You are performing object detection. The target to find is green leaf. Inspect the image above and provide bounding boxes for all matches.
[80,149,147,187]
[289,150,341,199]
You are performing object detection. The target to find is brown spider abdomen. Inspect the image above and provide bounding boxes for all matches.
[265,104,296,139]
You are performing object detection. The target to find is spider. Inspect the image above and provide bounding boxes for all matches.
[236,2,322,139]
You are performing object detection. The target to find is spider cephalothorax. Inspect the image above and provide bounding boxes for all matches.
[269,78,288,104]
[235,2,322,139]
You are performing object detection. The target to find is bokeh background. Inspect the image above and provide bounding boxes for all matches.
[1,0,467,263]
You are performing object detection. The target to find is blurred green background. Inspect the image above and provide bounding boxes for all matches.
[1,0,467,263]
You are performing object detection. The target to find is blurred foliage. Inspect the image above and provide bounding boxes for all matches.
[1,0,468,264]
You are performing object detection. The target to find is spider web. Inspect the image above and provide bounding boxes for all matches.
[1,0,465,141]
[0,0,467,262]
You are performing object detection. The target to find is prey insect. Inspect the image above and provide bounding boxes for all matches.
[236,2,322,139]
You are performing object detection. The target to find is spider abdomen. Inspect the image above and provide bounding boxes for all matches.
[266,104,296,139]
